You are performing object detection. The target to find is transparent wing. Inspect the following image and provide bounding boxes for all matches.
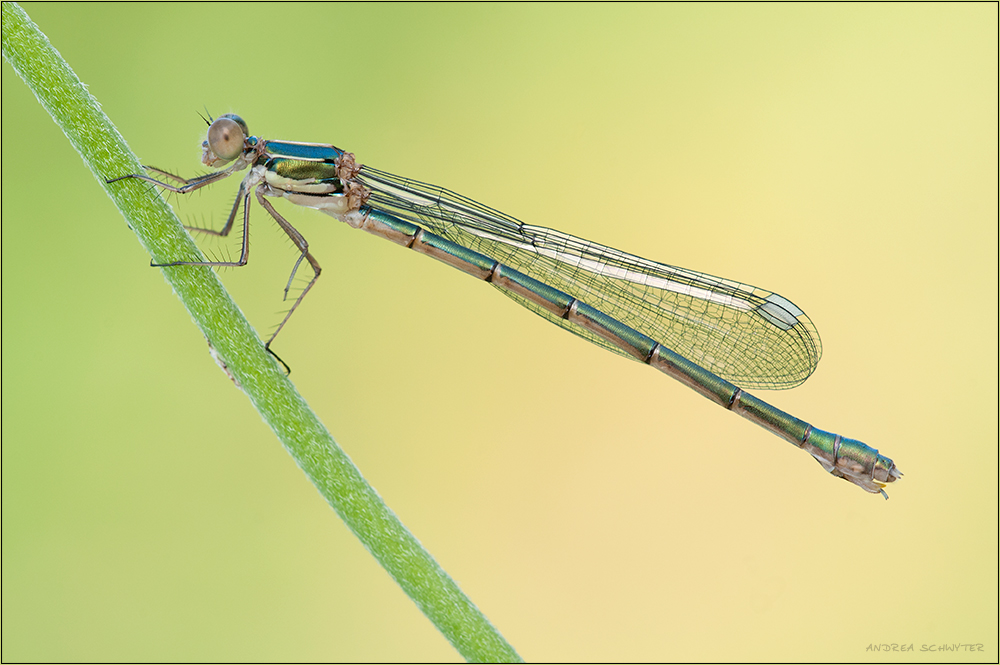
[357,166,822,389]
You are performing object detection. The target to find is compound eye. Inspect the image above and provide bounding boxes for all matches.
[207,116,246,162]
[218,113,249,136]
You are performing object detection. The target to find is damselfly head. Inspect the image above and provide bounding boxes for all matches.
[201,113,249,167]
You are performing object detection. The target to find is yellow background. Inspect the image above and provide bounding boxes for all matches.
[3,3,997,661]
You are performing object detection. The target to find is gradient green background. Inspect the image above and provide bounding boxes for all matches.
[3,3,997,662]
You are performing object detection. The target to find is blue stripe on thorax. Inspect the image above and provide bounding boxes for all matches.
[264,140,345,162]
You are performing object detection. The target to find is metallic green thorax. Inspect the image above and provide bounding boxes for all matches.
[266,158,344,187]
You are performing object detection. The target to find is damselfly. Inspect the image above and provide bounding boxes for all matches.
[108,113,902,497]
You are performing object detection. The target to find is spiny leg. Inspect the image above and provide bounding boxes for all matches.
[142,166,204,187]
[107,166,234,194]
[254,186,321,367]
[151,188,252,269]
[110,167,246,238]
[183,181,246,238]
